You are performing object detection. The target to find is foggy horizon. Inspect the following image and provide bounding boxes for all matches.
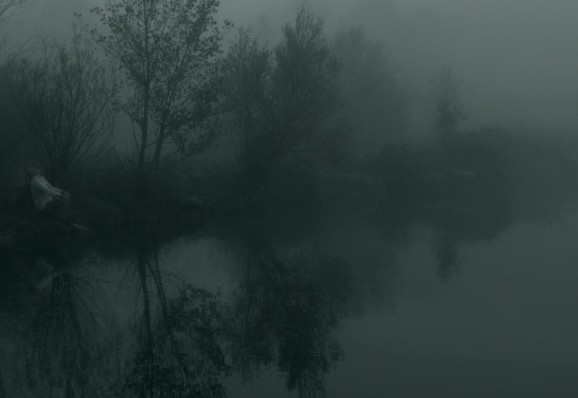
[3,0,577,135]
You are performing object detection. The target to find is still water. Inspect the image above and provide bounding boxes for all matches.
[1,209,578,397]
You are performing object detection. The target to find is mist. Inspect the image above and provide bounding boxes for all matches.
[2,0,578,397]
[4,0,577,131]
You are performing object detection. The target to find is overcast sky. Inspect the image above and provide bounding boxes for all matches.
[4,0,578,132]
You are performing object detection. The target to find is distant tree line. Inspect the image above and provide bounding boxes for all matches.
[1,0,576,230]
[0,1,409,211]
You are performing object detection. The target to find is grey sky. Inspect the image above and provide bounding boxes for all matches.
[5,0,578,132]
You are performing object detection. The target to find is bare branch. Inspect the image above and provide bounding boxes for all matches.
[0,0,24,24]
[13,30,117,178]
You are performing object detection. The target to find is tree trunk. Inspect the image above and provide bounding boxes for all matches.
[151,125,166,172]
[137,0,151,198]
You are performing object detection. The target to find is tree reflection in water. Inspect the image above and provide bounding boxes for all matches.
[434,231,461,283]
[19,246,105,398]
[0,227,357,398]
[227,237,353,398]
[118,238,229,398]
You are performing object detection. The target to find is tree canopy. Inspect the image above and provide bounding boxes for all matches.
[91,0,229,186]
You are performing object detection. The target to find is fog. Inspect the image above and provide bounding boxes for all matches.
[3,1,578,397]
[240,0,578,134]
[5,0,578,134]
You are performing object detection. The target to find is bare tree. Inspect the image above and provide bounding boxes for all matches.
[14,29,116,179]
[90,0,229,192]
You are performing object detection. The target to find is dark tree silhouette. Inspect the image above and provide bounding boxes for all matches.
[223,8,347,193]
[91,0,228,192]
[13,29,116,179]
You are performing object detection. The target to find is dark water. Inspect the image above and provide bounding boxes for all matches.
[2,209,578,398]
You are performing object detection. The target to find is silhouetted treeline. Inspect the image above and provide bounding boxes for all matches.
[1,3,577,239]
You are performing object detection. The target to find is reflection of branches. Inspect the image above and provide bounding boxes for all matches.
[13,29,116,179]
[120,242,228,398]
[228,241,351,398]
[25,269,101,397]
[435,232,461,283]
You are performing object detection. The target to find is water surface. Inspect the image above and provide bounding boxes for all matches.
[1,209,578,397]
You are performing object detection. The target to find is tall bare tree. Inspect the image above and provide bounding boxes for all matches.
[90,0,229,192]
[14,29,116,180]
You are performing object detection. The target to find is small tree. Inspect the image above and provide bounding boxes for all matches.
[14,30,116,180]
[429,67,465,146]
[90,0,228,192]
